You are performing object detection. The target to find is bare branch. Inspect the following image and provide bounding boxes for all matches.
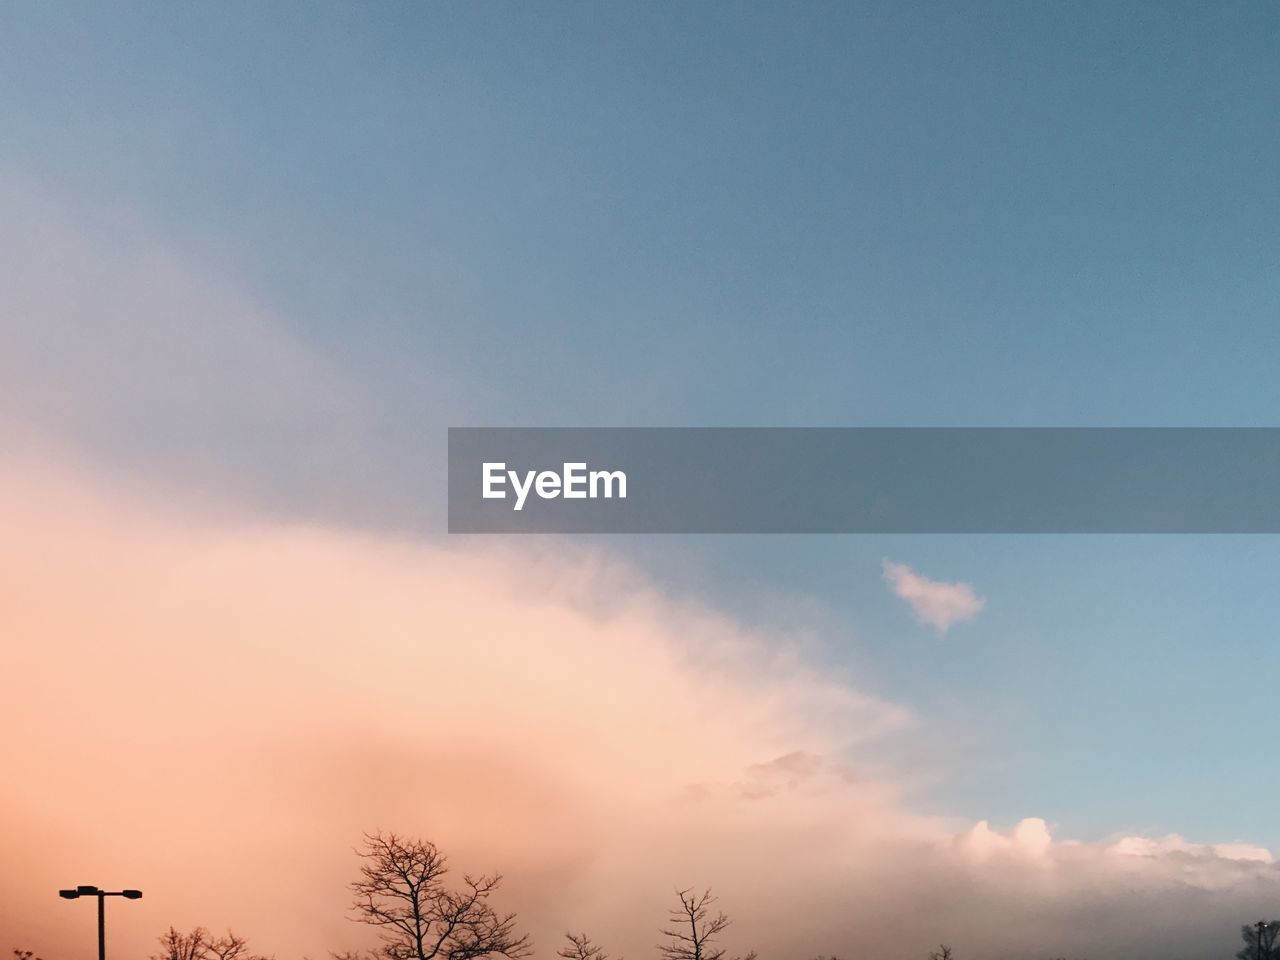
[558,933,619,960]
[657,889,740,960]
[150,927,268,960]
[349,832,531,960]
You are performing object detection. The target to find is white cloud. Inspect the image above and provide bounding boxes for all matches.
[956,818,1056,863]
[883,559,985,633]
[1108,834,1274,864]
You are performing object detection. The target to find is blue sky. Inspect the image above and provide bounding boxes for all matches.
[4,2,1280,849]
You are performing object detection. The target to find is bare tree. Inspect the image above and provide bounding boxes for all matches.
[152,927,268,960]
[658,889,754,960]
[154,928,213,960]
[1239,922,1280,960]
[558,933,615,960]
[207,933,263,960]
[928,947,954,960]
[349,832,531,960]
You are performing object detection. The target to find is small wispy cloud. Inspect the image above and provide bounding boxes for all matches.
[882,559,985,634]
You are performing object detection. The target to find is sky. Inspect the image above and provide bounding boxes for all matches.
[3,3,1280,959]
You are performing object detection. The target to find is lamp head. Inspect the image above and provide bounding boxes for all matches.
[122,890,143,900]
[76,885,100,896]
[58,889,80,899]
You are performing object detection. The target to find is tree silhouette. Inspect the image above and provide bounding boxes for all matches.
[557,933,615,960]
[208,932,265,960]
[1238,922,1280,960]
[928,946,954,960]
[154,929,206,960]
[153,928,267,960]
[151,928,268,960]
[349,831,531,960]
[657,889,755,960]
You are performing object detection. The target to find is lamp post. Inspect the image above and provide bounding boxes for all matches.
[59,886,143,960]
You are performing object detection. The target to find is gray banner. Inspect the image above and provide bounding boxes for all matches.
[447,428,1280,533]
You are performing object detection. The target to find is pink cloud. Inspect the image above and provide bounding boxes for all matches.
[882,560,985,633]
[4,460,1280,960]
[3,187,1278,960]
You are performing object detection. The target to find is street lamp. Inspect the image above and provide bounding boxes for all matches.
[58,886,143,960]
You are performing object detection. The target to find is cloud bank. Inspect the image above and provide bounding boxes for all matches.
[882,560,985,634]
[4,460,1280,960]
[3,180,1280,960]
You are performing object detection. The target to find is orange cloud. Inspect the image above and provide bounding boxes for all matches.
[3,184,1279,960]
[0,456,913,958]
[5,459,1280,960]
